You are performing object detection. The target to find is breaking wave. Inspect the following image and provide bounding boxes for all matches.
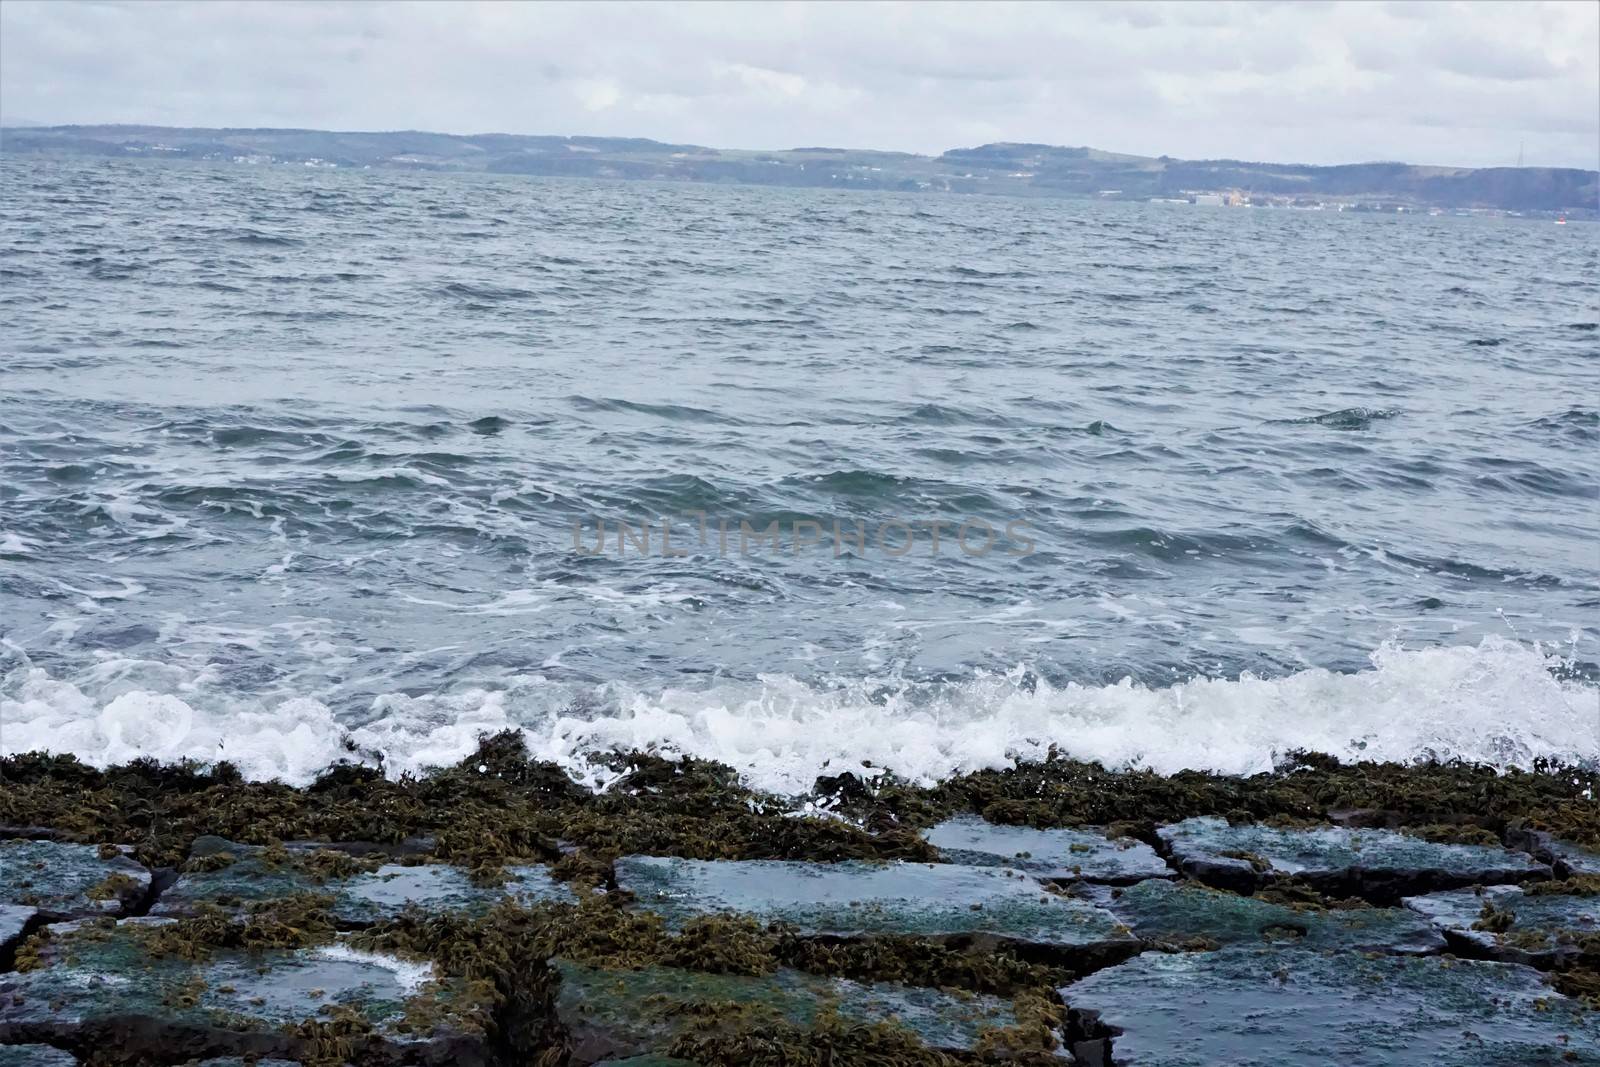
[3,637,1595,794]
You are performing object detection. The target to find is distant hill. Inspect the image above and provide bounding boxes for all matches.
[2,124,1594,215]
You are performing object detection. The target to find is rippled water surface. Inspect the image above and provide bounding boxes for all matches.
[2,157,1597,788]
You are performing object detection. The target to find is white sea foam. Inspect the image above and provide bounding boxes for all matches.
[314,943,436,993]
[2,637,1595,794]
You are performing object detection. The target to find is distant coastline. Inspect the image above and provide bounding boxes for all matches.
[3,123,1595,216]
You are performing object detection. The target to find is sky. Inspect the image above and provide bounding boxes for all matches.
[2,0,1597,169]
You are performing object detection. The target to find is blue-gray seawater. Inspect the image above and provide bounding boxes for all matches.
[2,157,1596,790]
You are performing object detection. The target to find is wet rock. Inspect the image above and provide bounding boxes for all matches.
[192,1060,300,1067]
[615,856,1136,952]
[0,1046,77,1067]
[1061,947,1600,1066]
[1405,885,1599,968]
[553,957,1026,1064]
[1157,816,1549,901]
[0,840,150,919]
[151,837,571,925]
[0,918,489,1065]
[284,836,438,859]
[1,905,40,964]
[923,815,1172,884]
[591,1058,701,1067]
[1507,828,1600,877]
[1106,879,1445,954]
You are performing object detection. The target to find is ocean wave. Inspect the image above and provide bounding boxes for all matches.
[3,637,1594,793]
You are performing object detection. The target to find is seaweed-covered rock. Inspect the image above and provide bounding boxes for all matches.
[0,918,490,1064]
[591,1058,701,1067]
[0,840,150,919]
[1,904,39,962]
[0,1046,77,1067]
[151,837,571,924]
[1061,948,1600,1066]
[553,957,1028,1064]
[1405,885,1599,968]
[923,816,1172,884]
[615,856,1135,952]
[1106,879,1445,954]
[1157,817,1549,900]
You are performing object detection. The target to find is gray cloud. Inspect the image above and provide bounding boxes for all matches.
[1,0,1595,168]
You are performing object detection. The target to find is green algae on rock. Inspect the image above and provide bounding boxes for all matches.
[3,743,1598,1064]
[922,815,1172,884]
[1158,815,1551,900]
[0,918,489,1065]
[152,836,573,925]
[0,740,935,876]
[0,904,39,969]
[1104,878,1446,954]
[1061,947,1600,1066]
[3,740,1596,883]
[1405,884,1600,969]
[0,840,150,920]
[615,856,1136,953]
[551,957,1034,1065]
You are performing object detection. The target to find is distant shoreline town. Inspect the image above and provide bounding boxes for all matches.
[2,124,1594,217]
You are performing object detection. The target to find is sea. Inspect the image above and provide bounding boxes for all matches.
[1,156,1596,794]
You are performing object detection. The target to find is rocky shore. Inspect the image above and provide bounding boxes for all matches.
[1,736,1596,1065]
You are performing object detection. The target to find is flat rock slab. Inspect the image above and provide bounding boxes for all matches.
[1547,843,1600,876]
[615,856,1135,951]
[1061,947,1600,1066]
[553,958,1023,1065]
[0,919,489,1065]
[151,837,571,924]
[1157,817,1549,900]
[1404,885,1599,968]
[0,840,149,919]
[924,816,1172,884]
[1507,829,1600,877]
[1106,879,1445,954]
[0,1046,77,1067]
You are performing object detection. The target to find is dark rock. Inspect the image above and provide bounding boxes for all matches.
[151,838,571,924]
[553,957,1027,1064]
[1106,879,1445,954]
[615,856,1136,951]
[284,837,438,858]
[1157,817,1550,902]
[0,828,64,843]
[1405,885,1599,968]
[0,840,150,919]
[1506,827,1600,877]
[923,815,1172,884]
[0,918,490,1065]
[1,904,40,966]
[1061,947,1600,1066]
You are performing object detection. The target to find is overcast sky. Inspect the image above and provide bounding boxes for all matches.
[2,1,1596,169]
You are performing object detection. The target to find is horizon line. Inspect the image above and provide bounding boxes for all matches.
[4,120,1596,175]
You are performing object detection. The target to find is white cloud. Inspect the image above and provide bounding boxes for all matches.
[0,0,1594,168]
